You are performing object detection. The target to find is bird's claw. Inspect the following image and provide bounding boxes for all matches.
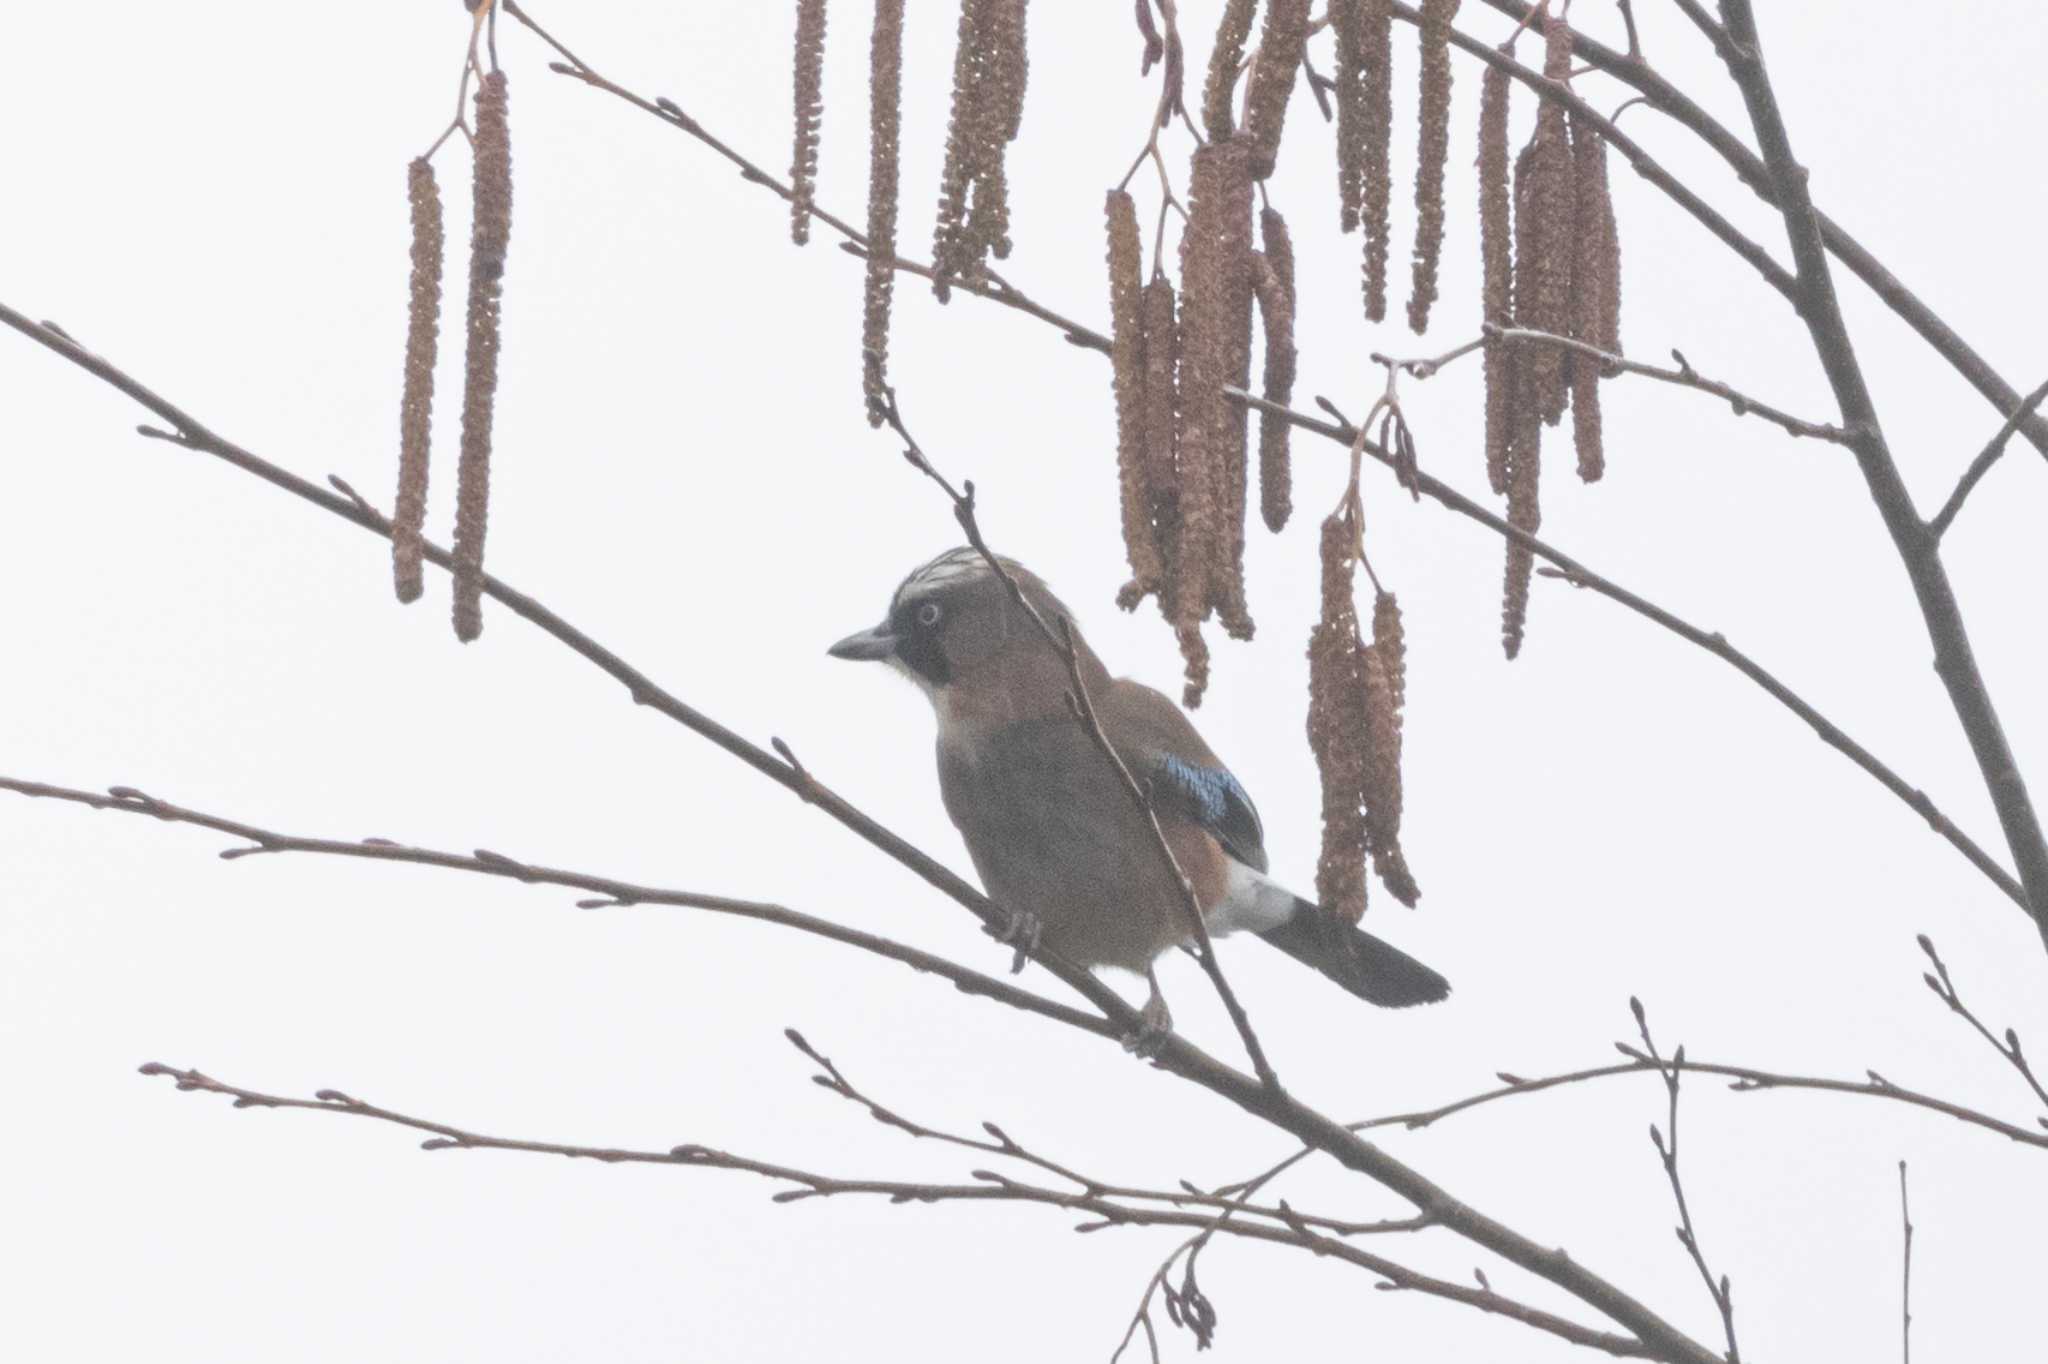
[1121,984,1174,1059]
[986,907,1042,975]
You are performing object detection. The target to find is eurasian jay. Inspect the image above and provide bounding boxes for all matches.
[829,548,1449,1028]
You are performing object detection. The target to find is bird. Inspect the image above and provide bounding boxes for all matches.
[828,547,1449,1035]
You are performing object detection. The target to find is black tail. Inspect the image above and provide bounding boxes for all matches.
[1258,898,1450,1008]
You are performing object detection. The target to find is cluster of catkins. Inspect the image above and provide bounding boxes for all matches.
[1106,0,1312,708]
[1484,18,1623,656]
[395,66,514,644]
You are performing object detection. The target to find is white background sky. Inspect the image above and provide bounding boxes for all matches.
[3,3,2044,1360]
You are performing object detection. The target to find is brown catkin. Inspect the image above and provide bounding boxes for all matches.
[790,0,828,246]
[862,0,905,426]
[1364,590,1418,905]
[394,157,443,605]
[1200,0,1258,144]
[453,71,512,644]
[1567,112,1614,481]
[1242,0,1310,180]
[931,1,987,299]
[1405,0,1460,334]
[1331,0,1364,234]
[1173,139,1258,663]
[1136,274,1182,589]
[1477,65,1513,496]
[1520,18,1577,426]
[1308,507,1369,923]
[933,1,1030,294]
[965,0,1029,264]
[1359,0,1394,319]
[1106,190,1163,604]
[1501,345,1543,659]
[1255,207,1296,533]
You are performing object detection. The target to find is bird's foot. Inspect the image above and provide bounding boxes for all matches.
[985,906,1042,975]
[1121,973,1174,1059]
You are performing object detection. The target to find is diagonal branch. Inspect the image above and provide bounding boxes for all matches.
[1228,386,2030,917]
[0,303,1722,1364]
[1714,0,2048,947]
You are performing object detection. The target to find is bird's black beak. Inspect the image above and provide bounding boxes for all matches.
[827,622,897,662]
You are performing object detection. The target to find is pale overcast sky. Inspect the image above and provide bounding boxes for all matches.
[3,3,2044,1361]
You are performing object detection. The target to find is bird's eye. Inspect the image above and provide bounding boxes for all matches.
[917,601,943,627]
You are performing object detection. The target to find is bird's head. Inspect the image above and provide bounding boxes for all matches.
[828,548,1095,709]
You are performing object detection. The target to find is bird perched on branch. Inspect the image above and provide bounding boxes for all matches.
[828,548,1449,1036]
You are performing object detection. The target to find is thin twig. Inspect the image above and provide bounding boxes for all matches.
[1928,375,2048,538]
[1898,1159,1914,1364]
[1486,325,1846,442]
[1633,1001,1741,1362]
[1227,387,2030,916]
[1917,934,2048,1119]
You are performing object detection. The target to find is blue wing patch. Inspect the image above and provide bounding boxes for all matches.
[1147,753,1269,873]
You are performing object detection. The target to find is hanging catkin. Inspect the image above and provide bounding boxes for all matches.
[1404,0,1460,333]
[1106,190,1164,605]
[1242,0,1310,180]
[1365,590,1419,904]
[1568,111,1620,481]
[394,158,443,605]
[452,71,512,644]
[1519,18,1576,426]
[1308,506,1370,923]
[789,0,828,246]
[1200,0,1258,143]
[1477,65,1513,496]
[1254,207,1296,533]
[861,0,905,426]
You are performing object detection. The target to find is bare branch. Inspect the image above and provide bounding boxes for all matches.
[1227,387,2030,917]
[0,774,1112,1040]
[137,1061,1653,1358]
[1344,1053,2048,1152]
